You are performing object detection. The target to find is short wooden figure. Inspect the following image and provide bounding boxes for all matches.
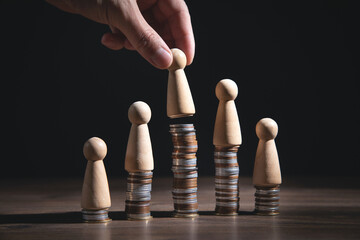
[252,118,282,215]
[81,137,111,222]
[124,101,154,220]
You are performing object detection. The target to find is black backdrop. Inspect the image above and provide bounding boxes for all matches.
[1,1,359,178]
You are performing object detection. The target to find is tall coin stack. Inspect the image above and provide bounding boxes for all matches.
[254,185,280,215]
[170,123,199,218]
[214,146,240,215]
[125,171,153,220]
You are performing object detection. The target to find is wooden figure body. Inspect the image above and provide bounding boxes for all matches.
[125,101,154,220]
[81,137,111,222]
[252,118,281,216]
[213,79,242,147]
[125,101,154,172]
[253,118,281,187]
[213,79,242,216]
[167,48,195,118]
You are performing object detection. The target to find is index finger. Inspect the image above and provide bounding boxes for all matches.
[157,0,195,65]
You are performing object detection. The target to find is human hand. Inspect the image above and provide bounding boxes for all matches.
[46,0,195,69]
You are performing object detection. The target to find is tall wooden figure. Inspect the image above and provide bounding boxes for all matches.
[253,118,282,215]
[125,101,154,220]
[213,79,242,215]
[167,48,199,218]
[167,48,195,118]
[81,137,111,223]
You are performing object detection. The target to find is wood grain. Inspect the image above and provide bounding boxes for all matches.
[1,177,360,240]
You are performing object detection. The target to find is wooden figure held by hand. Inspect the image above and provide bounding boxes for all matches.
[167,48,195,118]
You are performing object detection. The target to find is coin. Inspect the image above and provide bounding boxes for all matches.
[125,171,153,220]
[214,146,240,216]
[170,123,199,217]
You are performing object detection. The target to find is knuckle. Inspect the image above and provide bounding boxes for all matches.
[135,29,157,52]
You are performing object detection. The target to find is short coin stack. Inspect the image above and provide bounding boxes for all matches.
[125,171,153,220]
[81,209,111,223]
[170,123,199,218]
[214,146,240,215]
[254,185,280,216]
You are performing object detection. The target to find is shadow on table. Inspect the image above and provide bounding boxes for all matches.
[0,210,255,224]
[0,212,83,224]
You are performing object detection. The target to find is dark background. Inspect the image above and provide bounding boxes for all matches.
[1,1,359,179]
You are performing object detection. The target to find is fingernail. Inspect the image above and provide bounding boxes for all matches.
[151,48,172,69]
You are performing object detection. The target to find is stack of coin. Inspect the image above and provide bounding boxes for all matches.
[254,185,280,216]
[82,209,111,223]
[125,171,153,220]
[170,123,199,218]
[214,146,240,215]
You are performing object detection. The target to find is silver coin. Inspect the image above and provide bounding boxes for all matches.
[172,167,198,173]
[126,202,150,207]
[256,188,280,195]
[173,199,198,204]
[170,128,195,133]
[255,196,280,201]
[215,196,239,200]
[173,158,197,166]
[255,201,279,206]
[215,167,239,176]
[216,202,239,207]
[127,183,152,192]
[255,205,279,211]
[82,209,109,221]
[172,188,197,194]
[172,166,197,171]
[214,152,237,157]
[173,173,198,179]
[173,145,198,149]
[175,209,199,213]
[170,123,194,128]
[214,158,238,164]
[173,196,197,201]
[215,178,238,184]
[215,184,238,190]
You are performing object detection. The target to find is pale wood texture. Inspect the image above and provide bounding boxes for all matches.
[81,137,111,210]
[213,79,242,147]
[167,48,195,118]
[253,118,282,187]
[125,101,154,172]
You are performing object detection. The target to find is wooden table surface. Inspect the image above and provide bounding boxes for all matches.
[1,176,360,240]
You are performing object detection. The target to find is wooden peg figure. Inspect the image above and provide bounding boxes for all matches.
[125,101,154,220]
[252,118,282,215]
[125,101,154,172]
[213,79,242,147]
[213,79,242,216]
[167,48,195,118]
[81,137,111,223]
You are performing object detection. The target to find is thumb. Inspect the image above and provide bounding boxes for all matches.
[116,6,172,69]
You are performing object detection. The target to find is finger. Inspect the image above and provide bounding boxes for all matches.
[124,39,136,50]
[113,2,172,69]
[157,0,195,65]
[101,32,126,50]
